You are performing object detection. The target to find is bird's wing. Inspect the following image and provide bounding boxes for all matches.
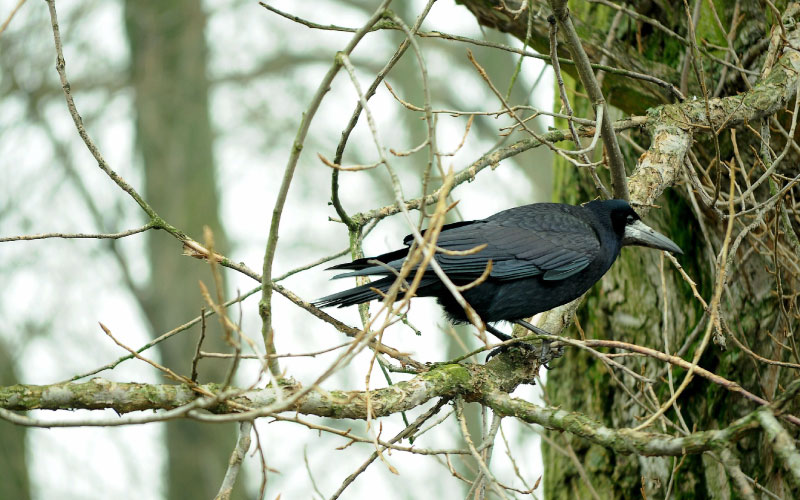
[328,207,600,282]
[432,210,600,282]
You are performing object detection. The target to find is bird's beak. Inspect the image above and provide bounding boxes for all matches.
[623,220,683,254]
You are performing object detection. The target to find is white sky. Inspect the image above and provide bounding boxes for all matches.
[0,0,556,498]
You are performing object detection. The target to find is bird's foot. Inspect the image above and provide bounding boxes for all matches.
[486,339,564,371]
[485,340,537,361]
[510,320,565,368]
[540,339,551,364]
[539,340,565,369]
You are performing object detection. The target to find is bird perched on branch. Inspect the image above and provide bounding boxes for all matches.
[315,200,682,356]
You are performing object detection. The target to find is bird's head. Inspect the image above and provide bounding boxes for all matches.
[588,199,683,255]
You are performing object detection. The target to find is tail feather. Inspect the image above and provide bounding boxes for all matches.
[313,277,396,308]
[314,276,438,308]
[326,248,409,276]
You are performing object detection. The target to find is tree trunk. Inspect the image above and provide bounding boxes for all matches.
[458,0,800,498]
[0,341,30,500]
[124,2,243,498]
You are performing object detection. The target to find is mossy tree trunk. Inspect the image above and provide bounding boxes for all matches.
[457,0,800,498]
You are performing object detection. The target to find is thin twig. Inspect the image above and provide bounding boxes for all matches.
[259,0,394,376]
[548,0,630,200]
[0,0,26,36]
[329,398,450,500]
[260,2,685,101]
[214,421,253,500]
[0,223,154,243]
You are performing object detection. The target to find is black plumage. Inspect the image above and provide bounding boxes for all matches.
[315,200,682,343]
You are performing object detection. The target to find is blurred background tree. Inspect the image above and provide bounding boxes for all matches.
[0,1,551,498]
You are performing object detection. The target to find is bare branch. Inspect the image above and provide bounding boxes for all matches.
[547,2,629,200]
[214,421,253,500]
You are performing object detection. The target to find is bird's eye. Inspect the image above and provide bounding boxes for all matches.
[626,215,635,224]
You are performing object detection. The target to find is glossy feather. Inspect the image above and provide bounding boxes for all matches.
[314,200,680,325]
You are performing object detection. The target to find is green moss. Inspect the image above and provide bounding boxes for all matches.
[142,384,166,405]
[422,363,472,390]
[326,390,352,418]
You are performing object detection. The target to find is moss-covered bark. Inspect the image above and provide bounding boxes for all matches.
[458,0,679,113]
[538,2,800,498]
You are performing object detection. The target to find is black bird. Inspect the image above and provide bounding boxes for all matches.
[315,200,682,349]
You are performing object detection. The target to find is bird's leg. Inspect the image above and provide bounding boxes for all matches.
[485,324,512,342]
[512,320,563,366]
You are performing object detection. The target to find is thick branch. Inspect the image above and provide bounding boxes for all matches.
[4,368,799,461]
[757,409,800,490]
[483,391,759,457]
[0,357,537,419]
[629,1,800,210]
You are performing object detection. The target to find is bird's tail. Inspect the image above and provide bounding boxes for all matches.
[313,276,397,308]
[326,248,409,279]
[314,276,439,308]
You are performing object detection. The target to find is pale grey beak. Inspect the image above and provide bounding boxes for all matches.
[623,219,683,254]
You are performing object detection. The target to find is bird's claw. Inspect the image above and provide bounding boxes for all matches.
[486,341,536,361]
[486,340,564,368]
[539,341,565,369]
[540,340,551,364]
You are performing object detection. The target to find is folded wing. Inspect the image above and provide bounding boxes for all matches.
[329,205,600,283]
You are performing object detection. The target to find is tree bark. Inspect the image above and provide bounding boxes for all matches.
[452,1,800,498]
